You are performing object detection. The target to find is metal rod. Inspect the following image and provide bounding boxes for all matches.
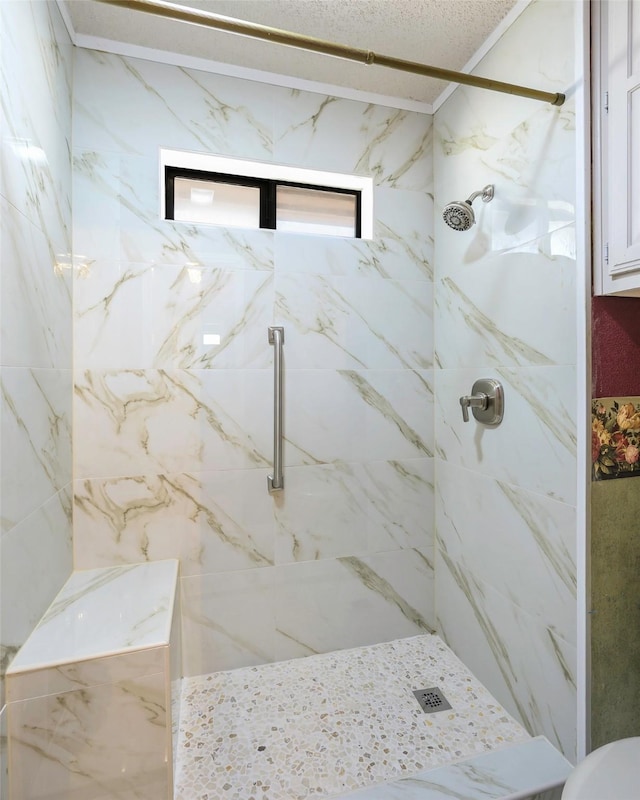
[267,326,284,494]
[94,0,565,106]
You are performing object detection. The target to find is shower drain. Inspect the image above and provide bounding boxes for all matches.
[412,686,452,714]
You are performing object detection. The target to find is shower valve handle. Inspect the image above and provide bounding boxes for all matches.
[459,379,504,425]
[459,393,488,423]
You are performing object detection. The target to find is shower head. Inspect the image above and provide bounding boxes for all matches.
[442,200,475,231]
[442,184,494,231]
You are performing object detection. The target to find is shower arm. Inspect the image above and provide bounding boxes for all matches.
[94,0,566,107]
[465,190,484,205]
[465,186,495,205]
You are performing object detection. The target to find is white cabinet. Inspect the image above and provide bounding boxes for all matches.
[594,0,640,296]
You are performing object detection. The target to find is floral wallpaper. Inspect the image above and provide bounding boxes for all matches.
[592,398,640,480]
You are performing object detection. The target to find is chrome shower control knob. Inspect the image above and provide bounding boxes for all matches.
[459,392,488,423]
[459,379,504,425]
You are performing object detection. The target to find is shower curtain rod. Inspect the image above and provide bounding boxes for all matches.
[94,0,566,107]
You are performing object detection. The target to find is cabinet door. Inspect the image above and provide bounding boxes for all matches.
[608,0,640,278]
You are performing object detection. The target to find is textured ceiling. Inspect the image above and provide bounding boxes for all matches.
[63,0,521,106]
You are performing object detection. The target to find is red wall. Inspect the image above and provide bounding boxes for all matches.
[592,296,640,397]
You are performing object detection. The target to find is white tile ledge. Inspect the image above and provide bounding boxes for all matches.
[333,736,573,800]
[7,560,179,675]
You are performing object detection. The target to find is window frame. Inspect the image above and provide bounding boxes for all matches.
[165,166,363,238]
[160,148,373,240]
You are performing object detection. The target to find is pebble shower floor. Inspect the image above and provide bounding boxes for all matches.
[173,634,530,800]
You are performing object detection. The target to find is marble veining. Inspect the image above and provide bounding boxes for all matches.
[437,549,535,732]
[8,671,169,800]
[438,276,554,367]
[74,470,275,574]
[497,481,576,597]
[50,1,582,792]
[74,50,277,159]
[340,736,571,799]
[1,366,72,535]
[272,549,435,664]
[2,0,74,716]
[154,269,273,370]
[275,213,432,282]
[74,368,272,478]
[72,37,435,690]
[434,366,576,504]
[438,123,500,157]
[342,370,432,457]
[373,221,434,280]
[434,245,576,369]
[280,369,433,468]
[6,646,166,704]
[0,2,72,255]
[8,560,178,672]
[175,65,272,153]
[354,108,432,188]
[174,634,531,800]
[181,566,276,675]
[275,93,432,190]
[497,367,577,457]
[73,148,276,269]
[435,549,577,758]
[340,556,434,634]
[5,561,178,800]
[274,459,433,563]
[1,486,72,703]
[435,461,576,644]
[179,547,435,675]
[1,198,72,371]
[75,261,274,370]
[275,274,432,371]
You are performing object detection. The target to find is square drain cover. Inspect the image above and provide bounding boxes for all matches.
[413,686,452,714]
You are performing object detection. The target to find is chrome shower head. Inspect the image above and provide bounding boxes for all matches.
[442,184,494,231]
[442,200,475,231]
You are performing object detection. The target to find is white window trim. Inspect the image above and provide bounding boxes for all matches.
[160,147,374,240]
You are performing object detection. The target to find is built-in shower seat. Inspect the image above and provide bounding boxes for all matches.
[5,559,181,800]
[337,735,573,799]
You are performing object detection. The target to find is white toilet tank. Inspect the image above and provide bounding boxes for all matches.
[561,737,640,800]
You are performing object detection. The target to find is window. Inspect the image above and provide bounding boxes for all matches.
[160,149,373,239]
[276,185,358,237]
[172,174,262,229]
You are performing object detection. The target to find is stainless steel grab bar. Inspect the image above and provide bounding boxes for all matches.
[267,326,285,494]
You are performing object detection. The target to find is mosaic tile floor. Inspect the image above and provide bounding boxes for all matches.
[174,634,530,800]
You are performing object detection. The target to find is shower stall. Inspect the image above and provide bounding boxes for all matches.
[0,0,589,795]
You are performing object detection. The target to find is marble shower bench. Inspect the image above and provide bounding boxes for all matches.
[6,559,181,800]
[337,736,573,799]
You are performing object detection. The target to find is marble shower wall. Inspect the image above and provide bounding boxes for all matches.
[433,0,578,760]
[72,50,435,675]
[0,0,74,745]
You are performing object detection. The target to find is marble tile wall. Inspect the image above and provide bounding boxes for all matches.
[6,560,179,800]
[72,49,435,675]
[433,0,578,760]
[9,670,169,800]
[0,0,74,726]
